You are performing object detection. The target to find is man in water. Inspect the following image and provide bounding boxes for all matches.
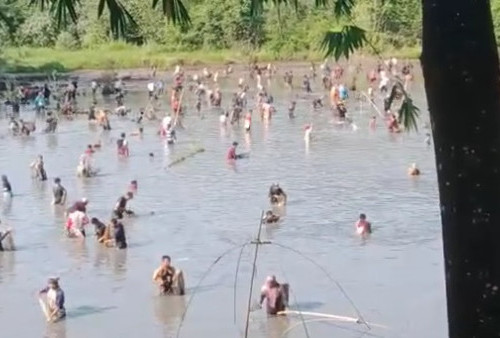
[226,141,242,160]
[152,255,185,295]
[91,217,107,239]
[113,192,134,218]
[111,218,127,249]
[288,101,296,119]
[269,183,287,205]
[0,227,13,251]
[2,175,12,197]
[39,278,66,322]
[30,155,47,181]
[355,213,372,236]
[117,133,129,157]
[260,276,288,315]
[45,112,58,133]
[52,178,67,205]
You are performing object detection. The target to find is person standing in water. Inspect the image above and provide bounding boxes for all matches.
[113,192,134,218]
[259,276,288,315]
[355,213,372,236]
[0,227,14,251]
[152,255,185,295]
[31,155,47,181]
[226,142,244,160]
[2,175,12,198]
[117,133,130,157]
[38,278,66,322]
[111,218,127,249]
[244,110,252,133]
[52,178,67,205]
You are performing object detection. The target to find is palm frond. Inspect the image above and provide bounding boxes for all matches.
[29,0,52,11]
[98,0,138,39]
[152,0,191,26]
[50,0,79,28]
[320,25,366,61]
[398,97,420,132]
[386,82,420,133]
[333,0,355,18]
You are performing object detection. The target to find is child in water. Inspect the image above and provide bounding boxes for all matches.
[355,213,372,236]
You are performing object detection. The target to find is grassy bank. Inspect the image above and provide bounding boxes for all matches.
[0,44,422,74]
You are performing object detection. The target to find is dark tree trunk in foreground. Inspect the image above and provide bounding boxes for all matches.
[421,0,500,336]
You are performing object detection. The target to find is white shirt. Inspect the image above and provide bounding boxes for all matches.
[147,82,155,92]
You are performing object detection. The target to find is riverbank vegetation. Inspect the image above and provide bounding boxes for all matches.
[0,0,426,72]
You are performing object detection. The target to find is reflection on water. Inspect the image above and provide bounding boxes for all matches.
[154,296,187,337]
[0,66,446,338]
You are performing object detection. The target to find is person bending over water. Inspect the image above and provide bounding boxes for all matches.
[2,175,12,198]
[39,278,66,322]
[91,217,107,239]
[269,183,287,206]
[259,276,289,315]
[408,163,421,176]
[52,178,67,205]
[356,213,372,236]
[152,255,185,295]
[263,210,280,224]
[113,192,134,218]
[227,142,245,160]
[111,218,127,249]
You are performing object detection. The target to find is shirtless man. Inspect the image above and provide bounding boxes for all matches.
[260,276,288,315]
[52,178,67,205]
[269,183,287,206]
[152,255,185,295]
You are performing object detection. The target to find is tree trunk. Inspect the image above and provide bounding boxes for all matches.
[421,0,500,336]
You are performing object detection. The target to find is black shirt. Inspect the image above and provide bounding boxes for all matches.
[113,224,127,249]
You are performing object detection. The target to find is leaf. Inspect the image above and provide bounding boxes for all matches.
[333,0,355,18]
[398,97,420,132]
[98,0,138,39]
[320,25,366,61]
[152,0,191,27]
[29,0,52,11]
[50,0,79,28]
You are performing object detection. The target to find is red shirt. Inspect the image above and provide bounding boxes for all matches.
[227,146,236,160]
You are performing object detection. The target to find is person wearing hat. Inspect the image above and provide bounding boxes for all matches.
[39,278,66,322]
[52,178,67,205]
[113,192,134,219]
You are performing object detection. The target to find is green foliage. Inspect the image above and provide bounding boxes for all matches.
[16,11,58,47]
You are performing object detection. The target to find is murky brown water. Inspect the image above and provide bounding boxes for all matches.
[0,65,446,338]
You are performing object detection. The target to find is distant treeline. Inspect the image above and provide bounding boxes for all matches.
[1,0,499,55]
